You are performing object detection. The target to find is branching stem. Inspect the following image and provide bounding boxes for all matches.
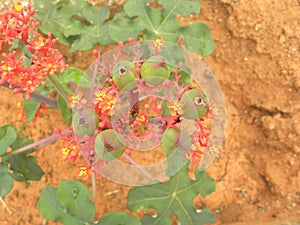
[2,129,73,160]
[1,83,58,108]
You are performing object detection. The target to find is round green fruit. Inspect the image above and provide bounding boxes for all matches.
[161,128,192,156]
[95,129,126,161]
[180,89,209,119]
[112,60,137,91]
[140,55,170,85]
[72,108,99,137]
[161,128,180,155]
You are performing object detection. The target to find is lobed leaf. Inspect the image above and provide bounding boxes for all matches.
[109,0,214,56]
[7,136,43,186]
[128,163,216,225]
[34,0,113,52]
[38,180,96,225]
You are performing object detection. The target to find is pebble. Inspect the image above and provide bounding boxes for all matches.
[255,23,262,31]
[279,35,286,44]
[261,116,276,130]
[294,79,300,91]
[292,145,300,153]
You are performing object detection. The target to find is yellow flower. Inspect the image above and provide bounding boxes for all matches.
[94,89,116,113]
[136,113,148,124]
[167,101,183,116]
[13,3,23,12]
[61,147,70,156]
[77,166,89,177]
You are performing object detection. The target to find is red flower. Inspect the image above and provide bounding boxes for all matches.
[0,3,66,99]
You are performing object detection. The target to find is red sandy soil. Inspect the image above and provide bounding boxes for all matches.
[0,0,299,224]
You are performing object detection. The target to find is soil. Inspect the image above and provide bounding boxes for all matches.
[0,0,299,225]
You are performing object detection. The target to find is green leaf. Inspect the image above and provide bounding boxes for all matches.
[56,67,92,92]
[0,125,17,156]
[7,136,43,184]
[161,100,171,117]
[69,6,113,52]
[97,212,141,225]
[38,180,96,225]
[159,44,185,69]
[34,0,77,45]
[158,0,201,16]
[108,13,142,41]
[109,0,214,56]
[128,163,216,225]
[9,39,20,51]
[34,0,113,51]
[58,94,72,122]
[180,23,215,56]
[7,154,44,182]
[0,163,13,198]
[23,98,42,122]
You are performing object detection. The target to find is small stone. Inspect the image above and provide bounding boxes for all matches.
[292,145,300,153]
[261,116,276,130]
[255,23,262,31]
[279,35,286,44]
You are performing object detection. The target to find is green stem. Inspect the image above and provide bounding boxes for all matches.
[47,75,69,103]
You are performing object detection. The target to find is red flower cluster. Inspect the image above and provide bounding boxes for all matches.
[57,127,94,178]
[0,3,65,99]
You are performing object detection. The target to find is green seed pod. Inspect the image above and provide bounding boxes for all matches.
[140,55,171,85]
[112,60,137,91]
[161,127,192,156]
[161,128,180,156]
[180,89,209,119]
[72,108,99,137]
[95,129,126,161]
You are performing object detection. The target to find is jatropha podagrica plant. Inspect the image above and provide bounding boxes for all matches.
[0,2,225,225]
[63,38,218,181]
